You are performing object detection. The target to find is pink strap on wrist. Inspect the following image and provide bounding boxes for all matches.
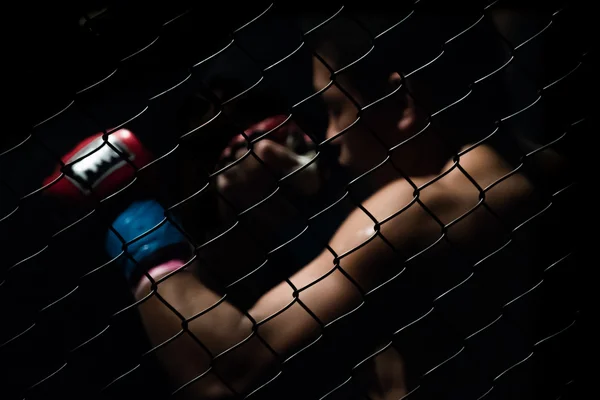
[133,259,187,294]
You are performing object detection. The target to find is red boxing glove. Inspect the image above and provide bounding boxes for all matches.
[43,129,152,204]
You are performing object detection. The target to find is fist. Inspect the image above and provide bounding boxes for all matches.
[43,129,152,205]
[217,115,321,212]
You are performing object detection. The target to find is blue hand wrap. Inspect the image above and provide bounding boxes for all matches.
[105,199,189,281]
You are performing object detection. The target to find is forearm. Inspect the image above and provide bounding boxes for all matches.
[134,260,273,398]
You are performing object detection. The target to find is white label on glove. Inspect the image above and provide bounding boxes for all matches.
[66,135,134,192]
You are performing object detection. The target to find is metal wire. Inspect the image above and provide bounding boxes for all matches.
[0,1,589,399]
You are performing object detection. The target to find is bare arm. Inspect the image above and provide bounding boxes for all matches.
[133,151,534,398]
[134,177,429,397]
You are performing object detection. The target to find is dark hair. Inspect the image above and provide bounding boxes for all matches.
[308,16,398,106]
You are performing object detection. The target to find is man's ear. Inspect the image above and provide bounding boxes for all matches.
[312,55,333,92]
[388,72,418,132]
[388,72,402,88]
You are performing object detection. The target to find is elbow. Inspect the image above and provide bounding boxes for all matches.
[194,316,278,399]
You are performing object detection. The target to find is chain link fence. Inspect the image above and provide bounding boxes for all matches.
[0,1,591,399]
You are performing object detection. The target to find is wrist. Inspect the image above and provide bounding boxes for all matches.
[105,199,194,287]
[133,259,188,299]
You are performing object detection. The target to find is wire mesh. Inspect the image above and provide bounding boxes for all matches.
[0,1,591,399]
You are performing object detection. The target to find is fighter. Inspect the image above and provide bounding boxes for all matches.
[44,21,562,399]
[99,73,543,400]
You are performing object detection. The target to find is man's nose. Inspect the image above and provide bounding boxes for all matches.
[326,123,339,140]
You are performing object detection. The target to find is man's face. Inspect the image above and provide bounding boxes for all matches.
[312,57,417,173]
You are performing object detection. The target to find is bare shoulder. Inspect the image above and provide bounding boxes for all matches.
[443,144,539,226]
[405,144,537,253]
[343,145,538,259]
